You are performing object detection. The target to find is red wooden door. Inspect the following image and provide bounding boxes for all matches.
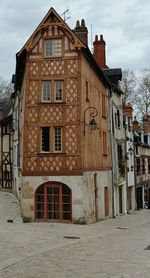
[35,182,72,222]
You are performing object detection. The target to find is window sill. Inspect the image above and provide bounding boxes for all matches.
[44,56,63,59]
[38,101,66,105]
[38,152,66,155]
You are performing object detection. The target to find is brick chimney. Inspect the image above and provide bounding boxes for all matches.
[74,19,88,46]
[143,114,150,134]
[132,117,141,133]
[0,108,3,121]
[93,34,107,69]
[0,105,4,121]
[122,101,133,119]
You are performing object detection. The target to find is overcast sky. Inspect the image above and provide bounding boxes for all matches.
[0,0,150,81]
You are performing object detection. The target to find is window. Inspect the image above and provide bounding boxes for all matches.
[41,127,50,152]
[102,95,106,117]
[128,117,131,131]
[42,80,63,102]
[41,127,62,152]
[85,81,89,101]
[142,158,145,174]
[136,158,140,175]
[54,127,62,152]
[42,81,51,101]
[148,158,150,174]
[144,135,148,144]
[44,39,62,57]
[55,81,63,101]
[118,144,123,161]
[115,109,120,128]
[103,131,107,155]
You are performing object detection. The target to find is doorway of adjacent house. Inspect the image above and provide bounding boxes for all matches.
[104,187,109,217]
[35,182,72,222]
[119,186,123,214]
[127,186,132,211]
[137,186,143,210]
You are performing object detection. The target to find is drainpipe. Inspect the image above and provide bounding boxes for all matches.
[124,117,128,213]
[133,132,137,210]
[108,88,115,218]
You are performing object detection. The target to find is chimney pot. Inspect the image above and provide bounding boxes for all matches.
[100,34,104,41]
[95,35,98,41]
[76,20,80,28]
[81,19,85,27]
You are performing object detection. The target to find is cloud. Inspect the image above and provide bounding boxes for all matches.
[0,0,150,79]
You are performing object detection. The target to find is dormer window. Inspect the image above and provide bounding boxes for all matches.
[44,39,62,57]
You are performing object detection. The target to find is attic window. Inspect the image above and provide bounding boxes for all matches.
[44,39,62,57]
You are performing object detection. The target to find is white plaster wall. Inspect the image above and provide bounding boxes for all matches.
[20,170,112,223]
[128,171,134,187]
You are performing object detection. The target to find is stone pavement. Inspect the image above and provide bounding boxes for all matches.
[0,192,150,277]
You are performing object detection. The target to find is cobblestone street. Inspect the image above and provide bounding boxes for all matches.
[0,192,150,277]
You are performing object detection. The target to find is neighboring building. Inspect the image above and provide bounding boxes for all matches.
[0,114,13,190]
[93,34,127,216]
[133,115,150,209]
[10,89,20,198]
[12,7,112,223]
[123,102,135,212]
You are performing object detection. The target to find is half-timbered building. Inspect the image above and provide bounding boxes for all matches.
[12,7,112,223]
[0,114,13,191]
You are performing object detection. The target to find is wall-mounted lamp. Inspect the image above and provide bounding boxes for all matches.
[83,106,98,135]
[125,142,133,160]
[128,146,133,155]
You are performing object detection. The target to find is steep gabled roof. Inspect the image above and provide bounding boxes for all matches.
[15,7,111,91]
[18,7,84,57]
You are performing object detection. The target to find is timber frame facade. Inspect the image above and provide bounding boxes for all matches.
[12,7,112,223]
[12,8,112,223]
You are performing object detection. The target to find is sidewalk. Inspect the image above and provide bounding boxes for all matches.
[0,192,150,277]
[0,191,22,224]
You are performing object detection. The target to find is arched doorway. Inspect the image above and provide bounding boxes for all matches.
[34,182,72,222]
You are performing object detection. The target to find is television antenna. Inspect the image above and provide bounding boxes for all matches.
[61,9,71,22]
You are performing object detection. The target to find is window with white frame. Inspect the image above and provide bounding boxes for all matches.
[42,80,63,102]
[42,81,51,101]
[55,80,63,101]
[44,39,62,57]
[54,127,62,152]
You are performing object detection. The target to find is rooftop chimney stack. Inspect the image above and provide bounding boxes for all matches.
[93,34,107,69]
[0,108,3,121]
[122,101,133,119]
[74,19,88,46]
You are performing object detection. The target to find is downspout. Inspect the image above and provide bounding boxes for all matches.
[133,132,137,210]
[124,118,128,213]
[108,88,115,218]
